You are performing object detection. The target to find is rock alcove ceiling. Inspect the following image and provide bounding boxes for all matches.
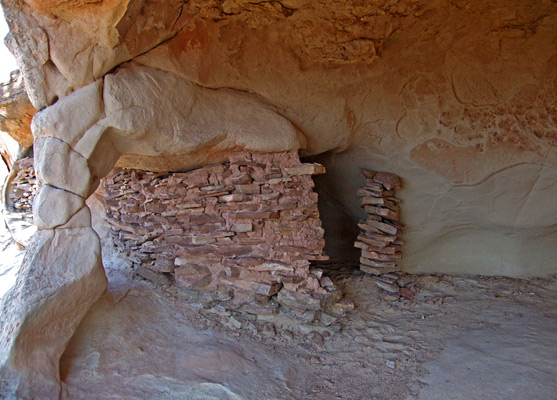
[0,0,555,398]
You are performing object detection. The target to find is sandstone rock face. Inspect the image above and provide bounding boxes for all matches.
[0,139,108,399]
[100,63,304,170]
[1,0,554,278]
[34,136,92,197]
[1,33,116,400]
[0,0,554,395]
[33,184,85,229]
[0,227,106,399]
[0,70,35,148]
[30,79,104,147]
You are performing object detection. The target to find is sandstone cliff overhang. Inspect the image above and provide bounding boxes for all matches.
[0,0,555,275]
[0,0,555,397]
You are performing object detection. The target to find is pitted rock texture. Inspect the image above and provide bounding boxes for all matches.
[102,151,343,321]
[2,0,556,275]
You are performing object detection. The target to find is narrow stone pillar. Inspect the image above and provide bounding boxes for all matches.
[0,79,119,399]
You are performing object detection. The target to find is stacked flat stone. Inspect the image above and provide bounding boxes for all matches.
[354,169,403,275]
[6,157,37,216]
[103,151,345,323]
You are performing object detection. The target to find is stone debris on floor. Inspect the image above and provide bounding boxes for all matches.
[102,151,352,327]
[372,271,420,301]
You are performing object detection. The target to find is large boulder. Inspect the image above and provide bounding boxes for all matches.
[0,227,106,399]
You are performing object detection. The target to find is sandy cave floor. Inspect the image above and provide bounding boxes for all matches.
[1,222,556,399]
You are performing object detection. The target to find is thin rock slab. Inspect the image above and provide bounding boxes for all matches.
[358,220,400,236]
[0,227,107,399]
[360,264,399,276]
[360,256,396,268]
[175,264,212,290]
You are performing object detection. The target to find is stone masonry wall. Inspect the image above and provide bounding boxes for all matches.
[103,151,344,321]
[2,156,38,247]
[354,170,403,275]
[4,157,36,215]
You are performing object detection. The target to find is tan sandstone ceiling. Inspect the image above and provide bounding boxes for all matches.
[2,0,555,181]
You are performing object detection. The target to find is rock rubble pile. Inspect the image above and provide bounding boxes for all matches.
[372,272,419,301]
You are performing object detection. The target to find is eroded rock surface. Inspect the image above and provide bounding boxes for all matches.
[0,0,555,397]
[0,70,35,148]
[1,0,554,276]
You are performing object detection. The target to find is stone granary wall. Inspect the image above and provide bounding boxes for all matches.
[4,157,36,215]
[1,157,38,247]
[103,151,342,320]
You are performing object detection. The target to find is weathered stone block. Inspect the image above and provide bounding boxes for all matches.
[252,261,295,273]
[192,236,217,245]
[33,184,85,229]
[285,164,325,176]
[222,278,282,296]
[363,205,399,220]
[369,171,402,190]
[361,250,402,262]
[233,184,261,194]
[231,222,253,233]
[360,257,396,269]
[153,257,176,273]
[358,219,399,236]
[134,265,172,285]
[35,137,91,197]
[276,289,322,311]
[174,264,212,290]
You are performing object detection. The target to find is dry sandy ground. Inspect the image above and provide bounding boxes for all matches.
[1,217,555,399]
[57,244,557,400]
